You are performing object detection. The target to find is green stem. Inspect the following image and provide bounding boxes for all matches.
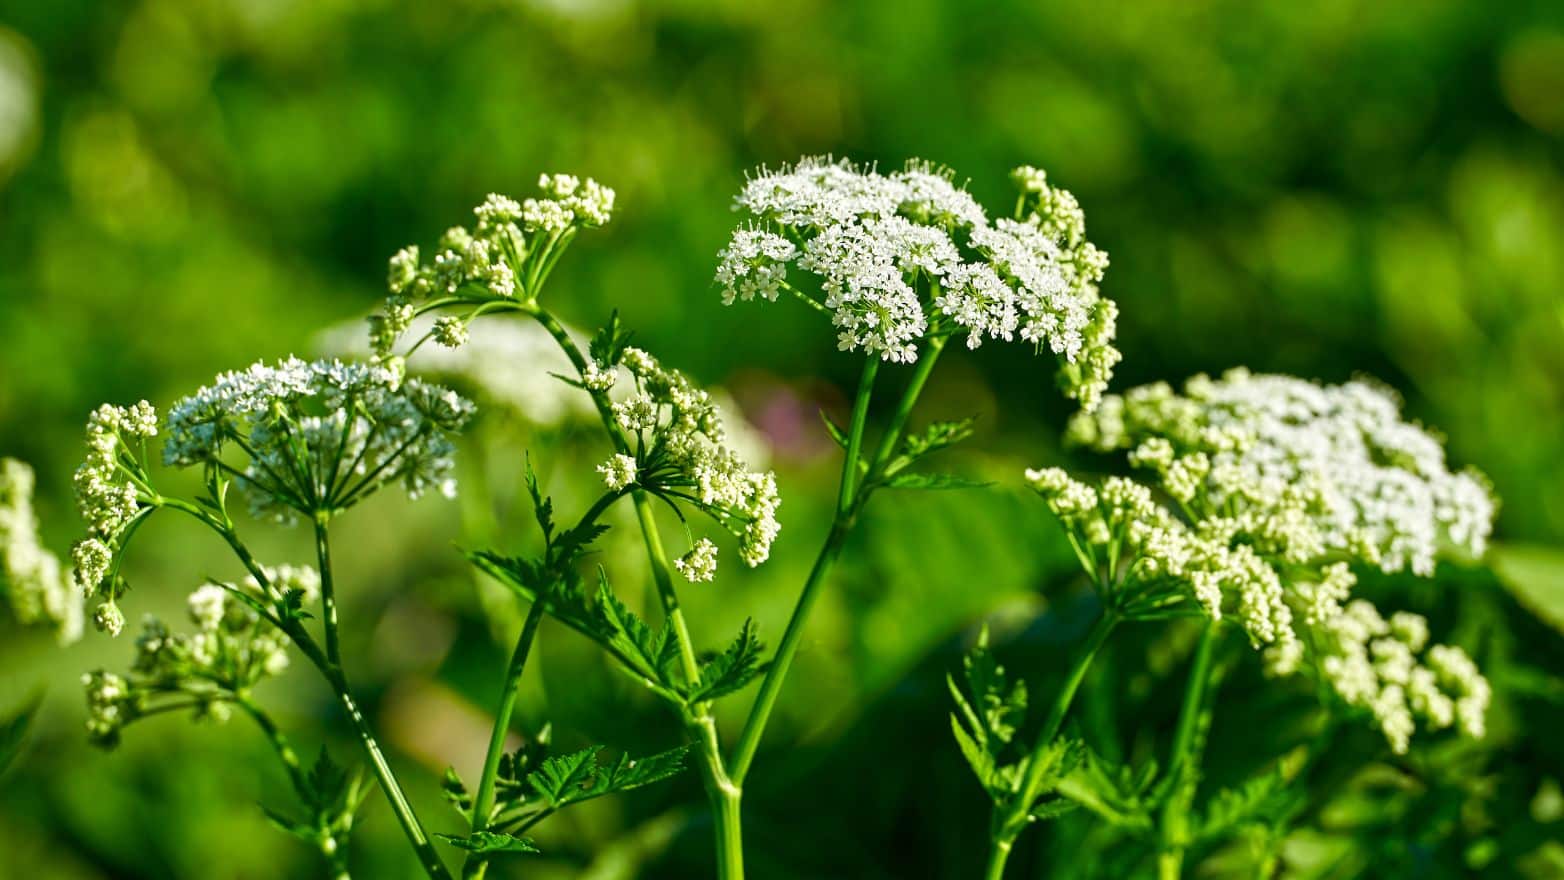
[323,666,452,880]
[463,599,547,880]
[311,520,450,880]
[524,302,740,878]
[729,356,880,783]
[985,609,1119,878]
[863,337,947,481]
[1159,622,1221,880]
[238,697,308,799]
[314,516,342,668]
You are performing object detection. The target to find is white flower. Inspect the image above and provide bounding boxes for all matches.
[187,584,228,631]
[1,458,83,643]
[722,156,1118,409]
[673,538,719,583]
[1070,369,1497,576]
[597,454,638,492]
[432,316,469,348]
[611,347,781,566]
[163,357,475,520]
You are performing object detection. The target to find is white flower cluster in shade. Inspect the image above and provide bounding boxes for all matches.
[673,537,719,583]
[1029,370,1497,753]
[604,346,781,572]
[320,314,597,428]
[716,157,1118,409]
[1025,464,1491,754]
[372,175,615,356]
[83,580,293,748]
[163,357,475,521]
[1066,369,1496,577]
[1,458,83,642]
[70,402,158,633]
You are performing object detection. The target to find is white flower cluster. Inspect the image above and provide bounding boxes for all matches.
[1067,369,1496,576]
[673,537,719,583]
[83,581,292,748]
[0,458,83,642]
[372,175,615,356]
[71,402,158,632]
[1308,601,1490,753]
[1036,369,1497,753]
[597,453,638,492]
[606,346,781,569]
[717,157,1118,409]
[163,357,475,521]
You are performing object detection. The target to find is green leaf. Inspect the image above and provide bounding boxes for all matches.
[442,767,472,818]
[1491,542,1564,635]
[819,409,849,449]
[1192,749,1307,844]
[305,747,349,810]
[898,417,977,464]
[1029,798,1082,822]
[1057,746,1155,832]
[436,831,540,854]
[259,805,315,842]
[949,628,1030,800]
[595,578,679,687]
[523,455,554,543]
[589,311,635,368]
[884,472,991,491]
[687,619,765,703]
[527,744,690,810]
[0,694,42,778]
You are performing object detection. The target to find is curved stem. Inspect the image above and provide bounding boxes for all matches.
[238,697,308,799]
[985,609,1119,878]
[463,599,547,880]
[1158,622,1221,880]
[730,356,879,783]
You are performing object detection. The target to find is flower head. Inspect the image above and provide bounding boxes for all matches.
[83,581,292,749]
[1,458,83,643]
[601,346,781,569]
[719,157,1118,408]
[163,357,475,521]
[1033,369,1497,753]
[372,175,616,356]
[673,537,719,583]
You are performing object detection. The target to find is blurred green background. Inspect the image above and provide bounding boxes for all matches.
[2,0,1563,877]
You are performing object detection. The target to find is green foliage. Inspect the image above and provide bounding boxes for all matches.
[688,619,766,703]
[435,832,540,854]
[0,694,41,778]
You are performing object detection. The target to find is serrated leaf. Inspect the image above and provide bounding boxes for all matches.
[305,747,349,810]
[437,831,540,854]
[950,713,1000,793]
[595,578,679,687]
[963,627,1028,746]
[1029,798,1082,822]
[523,455,554,542]
[686,619,765,703]
[530,746,599,807]
[443,767,472,817]
[1192,750,1307,844]
[526,744,689,810]
[589,311,634,369]
[1057,746,1155,832]
[897,417,977,466]
[884,472,991,491]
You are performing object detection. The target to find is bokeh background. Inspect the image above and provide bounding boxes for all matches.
[2,0,1563,877]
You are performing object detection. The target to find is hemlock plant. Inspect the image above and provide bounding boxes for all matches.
[18,158,1497,879]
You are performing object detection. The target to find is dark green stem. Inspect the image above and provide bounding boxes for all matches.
[314,516,342,668]
[462,599,547,880]
[985,609,1119,879]
[730,356,880,783]
[1159,622,1221,880]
